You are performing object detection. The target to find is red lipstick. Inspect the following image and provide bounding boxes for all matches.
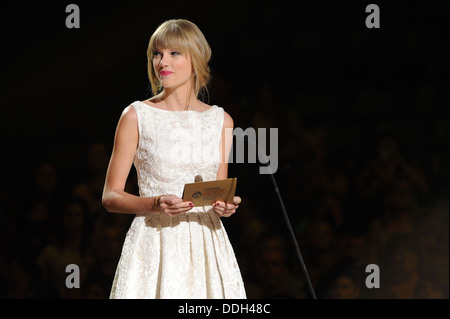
[160,70,174,76]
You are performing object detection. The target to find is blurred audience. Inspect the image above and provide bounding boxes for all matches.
[300,218,341,288]
[324,271,363,299]
[0,75,447,299]
[245,231,306,299]
[72,142,110,219]
[37,197,92,298]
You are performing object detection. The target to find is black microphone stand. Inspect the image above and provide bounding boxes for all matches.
[240,134,317,300]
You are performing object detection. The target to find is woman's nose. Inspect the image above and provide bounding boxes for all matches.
[159,56,169,67]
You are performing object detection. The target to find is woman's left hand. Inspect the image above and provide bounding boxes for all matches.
[212,196,241,218]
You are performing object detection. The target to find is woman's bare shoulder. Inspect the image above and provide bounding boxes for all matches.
[120,104,138,120]
[114,104,138,132]
[222,109,234,128]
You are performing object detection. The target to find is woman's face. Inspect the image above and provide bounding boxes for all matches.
[153,48,194,92]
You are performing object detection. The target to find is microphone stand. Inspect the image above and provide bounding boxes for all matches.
[240,134,317,300]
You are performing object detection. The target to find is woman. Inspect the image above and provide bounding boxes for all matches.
[102,19,246,298]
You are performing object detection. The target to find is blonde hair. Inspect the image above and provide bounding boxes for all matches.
[147,19,211,102]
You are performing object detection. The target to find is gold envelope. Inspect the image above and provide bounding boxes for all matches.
[182,177,237,207]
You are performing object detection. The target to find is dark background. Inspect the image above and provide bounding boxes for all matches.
[0,1,448,300]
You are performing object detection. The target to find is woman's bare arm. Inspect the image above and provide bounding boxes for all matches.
[102,106,155,214]
[216,111,234,180]
[214,111,241,217]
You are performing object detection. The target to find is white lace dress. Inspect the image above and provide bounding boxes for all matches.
[109,101,246,299]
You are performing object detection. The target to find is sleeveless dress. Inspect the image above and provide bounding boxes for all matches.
[109,101,246,299]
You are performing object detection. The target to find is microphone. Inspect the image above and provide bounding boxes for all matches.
[234,130,317,299]
[195,175,203,182]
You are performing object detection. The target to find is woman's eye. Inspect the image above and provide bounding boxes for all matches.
[153,51,161,56]
[171,51,180,56]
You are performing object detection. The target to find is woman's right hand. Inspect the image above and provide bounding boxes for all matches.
[154,194,194,216]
